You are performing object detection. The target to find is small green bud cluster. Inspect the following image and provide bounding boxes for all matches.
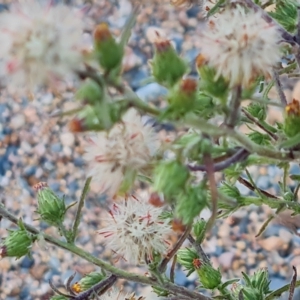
[34,182,66,228]
[72,272,106,293]
[0,220,36,260]
[177,247,222,289]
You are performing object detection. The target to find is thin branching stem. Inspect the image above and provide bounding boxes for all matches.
[272,68,287,106]
[71,177,92,244]
[242,108,278,141]
[158,225,192,273]
[188,148,250,172]
[243,0,296,44]
[288,266,297,300]
[226,85,242,128]
[0,205,211,300]
[184,114,300,161]
[205,153,219,232]
[187,234,210,265]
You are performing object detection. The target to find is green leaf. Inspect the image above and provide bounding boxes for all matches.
[247,131,271,146]
[290,174,300,181]
[269,1,298,33]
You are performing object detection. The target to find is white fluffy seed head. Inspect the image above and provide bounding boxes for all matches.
[99,196,172,265]
[0,0,85,92]
[83,109,159,197]
[200,7,282,87]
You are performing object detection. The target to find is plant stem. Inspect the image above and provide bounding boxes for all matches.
[158,225,192,273]
[71,177,92,244]
[188,148,250,172]
[242,108,278,141]
[226,85,241,128]
[184,113,300,161]
[237,176,279,199]
[187,234,210,265]
[272,68,287,106]
[0,205,211,300]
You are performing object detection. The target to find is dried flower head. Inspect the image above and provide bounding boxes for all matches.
[101,289,145,300]
[83,109,159,197]
[0,0,85,91]
[286,99,300,115]
[200,8,281,87]
[99,196,172,264]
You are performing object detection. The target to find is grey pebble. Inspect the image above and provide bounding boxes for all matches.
[19,286,31,300]
[51,143,62,153]
[290,163,300,175]
[268,276,288,291]
[256,175,271,190]
[48,257,61,270]
[19,256,35,269]
[23,166,36,177]
[136,83,168,102]
[49,182,60,192]
[125,68,149,90]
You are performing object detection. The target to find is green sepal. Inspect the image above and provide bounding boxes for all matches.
[153,160,189,198]
[1,220,36,259]
[76,79,103,105]
[175,184,208,225]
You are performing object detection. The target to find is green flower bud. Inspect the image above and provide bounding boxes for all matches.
[284,98,300,137]
[153,160,189,198]
[193,219,207,244]
[177,247,199,276]
[76,79,103,105]
[168,78,198,112]
[72,272,105,293]
[34,182,66,227]
[69,101,127,133]
[151,36,187,87]
[197,262,222,289]
[93,23,123,71]
[0,222,35,259]
[196,55,228,103]
[241,287,264,300]
[243,269,271,295]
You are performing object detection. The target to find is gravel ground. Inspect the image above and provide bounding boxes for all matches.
[1,0,300,299]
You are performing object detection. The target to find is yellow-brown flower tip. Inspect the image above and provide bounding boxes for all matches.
[33,182,48,191]
[72,282,82,294]
[171,219,186,232]
[154,32,172,53]
[0,245,7,258]
[286,99,300,115]
[94,23,112,42]
[148,192,164,207]
[68,118,85,133]
[180,78,198,94]
[195,53,208,69]
[192,258,202,269]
